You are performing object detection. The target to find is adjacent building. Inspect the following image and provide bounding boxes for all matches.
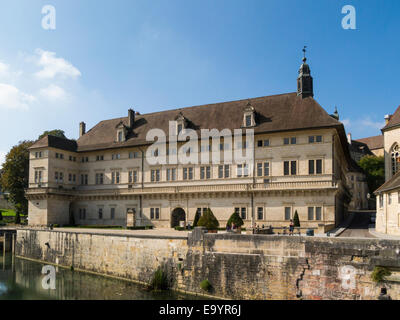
[26,56,355,232]
[375,106,400,235]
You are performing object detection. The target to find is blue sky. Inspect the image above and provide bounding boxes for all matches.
[0,0,399,164]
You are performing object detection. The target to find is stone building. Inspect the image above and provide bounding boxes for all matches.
[355,135,384,157]
[26,56,354,231]
[375,106,400,235]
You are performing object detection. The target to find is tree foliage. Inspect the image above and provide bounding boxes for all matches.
[38,129,66,140]
[357,156,385,194]
[0,140,34,218]
[227,211,244,228]
[193,209,201,227]
[293,210,300,227]
[197,208,219,230]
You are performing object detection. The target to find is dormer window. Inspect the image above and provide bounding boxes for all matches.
[115,121,127,142]
[175,112,186,136]
[243,102,256,127]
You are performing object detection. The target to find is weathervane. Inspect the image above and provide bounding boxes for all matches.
[302,46,307,61]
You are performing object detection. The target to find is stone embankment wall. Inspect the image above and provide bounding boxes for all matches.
[15,228,400,300]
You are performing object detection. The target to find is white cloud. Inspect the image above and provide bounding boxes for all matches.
[0,62,9,77]
[34,49,81,79]
[360,118,385,130]
[0,83,36,110]
[39,84,66,100]
[341,118,351,127]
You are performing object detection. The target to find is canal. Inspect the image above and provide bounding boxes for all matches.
[0,254,201,300]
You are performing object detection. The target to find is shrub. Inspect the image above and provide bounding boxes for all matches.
[193,210,201,227]
[197,208,219,230]
[150,267,169,291]
[174,226,185,231]
[200,279,212,292]
[226,211,244,228]
[371,266,391,283]
[293,210,300,227]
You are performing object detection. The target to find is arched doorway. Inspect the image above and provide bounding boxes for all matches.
[171,207,186,228]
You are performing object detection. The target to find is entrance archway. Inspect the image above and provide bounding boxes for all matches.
[171,207,186,228]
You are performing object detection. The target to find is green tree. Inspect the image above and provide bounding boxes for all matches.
[227,211,244,228]
[38,129,67,140]
[193,209,201,227]
[0,140,34,220]
[197,208,219,230]
[358,156,385,195]
[293,210,300,227]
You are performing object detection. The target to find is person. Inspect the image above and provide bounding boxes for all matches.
[378,288,392,300]
[232,223,236,233]
[226,224,231,232]
[289,219,294,236]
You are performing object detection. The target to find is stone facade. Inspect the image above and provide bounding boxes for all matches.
[15,228,400,300]
[375,107,400,236]
[26,127,352,231]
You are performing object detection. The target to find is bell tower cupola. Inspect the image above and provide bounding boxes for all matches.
[297,46,314,98]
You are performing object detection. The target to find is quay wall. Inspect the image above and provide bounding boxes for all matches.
[15,228,400,300]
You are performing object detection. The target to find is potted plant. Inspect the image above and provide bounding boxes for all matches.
[197,208,219,233]
[227,211,244,233]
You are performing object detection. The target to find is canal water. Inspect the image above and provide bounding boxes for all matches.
[0,254,201,300]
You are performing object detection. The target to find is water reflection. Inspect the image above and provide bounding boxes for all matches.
[0,254,200,300]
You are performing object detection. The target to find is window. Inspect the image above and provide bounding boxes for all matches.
[257,140,263,147]
[151,169,160,182]
[256,139,270,148]
[118,131,123,142]
[241,207,247,220]
[284,137,296,145]
[389,194,392,205]
[237,164,249,177]
[284,207,291,221]
[245,115,252,127]
[316,207,322,220]
[128,170,138,184]
[129,151,140,159]
[218,165,230,178]
[35,151,42,158]
[309,159,323,175]
[391,145,400,176]
[110,208,115,220]
[183,167,193,180]
[200,166,211,180]
[308,207,314,220]
[34,170,42,184]
[257,162,270,177]
[175,122,183,135]
[257,207,264,220]
[166,168,176,181]
[95,173,104,185]
[54,171,63,183]
[379,194,384,208]
[80,174,88,185]
[150,208,160,220]
[111,171,120,184]
[96,155,104,161]
[309,135,322,143]
[284,161,297,176]
[308,207,322,220]
[398,192,400,204]
[98,208,103,219]
[112,154,121,160]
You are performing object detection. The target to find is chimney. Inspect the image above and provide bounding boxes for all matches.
[128,109,135,128]
[385,114,391,125]
[79,122,86,137]
[347,133,352,145]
